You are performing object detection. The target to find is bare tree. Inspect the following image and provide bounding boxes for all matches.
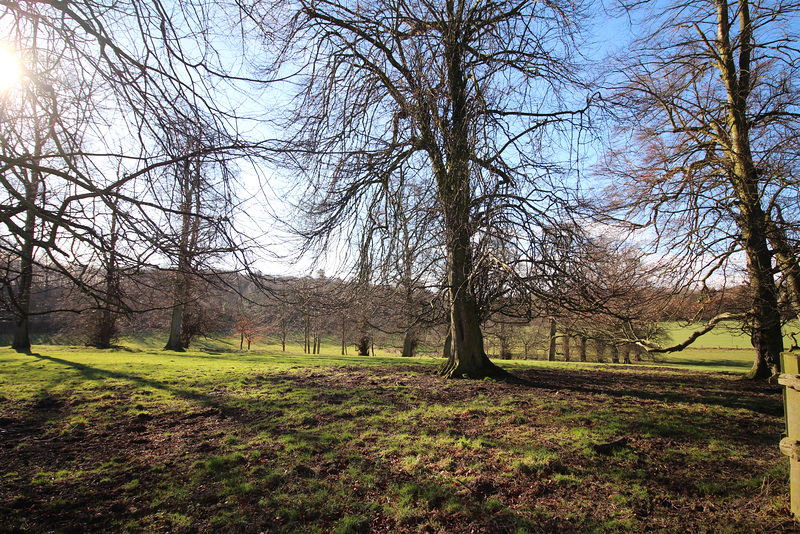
[154,116,244,351]
[0,11,95,351]
[602,0,800,378]
[0,1,281,349]
[279,0,590,379]
[84,203,125,348]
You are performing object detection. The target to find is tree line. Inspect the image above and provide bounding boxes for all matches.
[0,255,755,363]
[1,0,798,379]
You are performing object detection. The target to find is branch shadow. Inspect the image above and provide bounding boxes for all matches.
[28,352,225,409]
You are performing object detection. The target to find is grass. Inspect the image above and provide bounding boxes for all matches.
[5,316,798,376]
[641,320,800,373]
[0,339,794,532]
[663,322,755,350]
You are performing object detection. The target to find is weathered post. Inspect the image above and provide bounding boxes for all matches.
[779,352,800,520]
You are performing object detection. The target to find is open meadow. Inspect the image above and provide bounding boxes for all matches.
[0,337,797,533]
[647,323,764,374]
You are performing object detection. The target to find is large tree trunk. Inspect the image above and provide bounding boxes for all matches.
[401,327,417,358]
[595,339,606,362]
[715,0,783,378]
[95,308,117,349]
[164,294,185,352]
[434,139,504,378]
[742,210,783,378]
[93,211,121,349]
[429,9,509,380]
[437,291,504,378]
[622,344,631,364]
[11,175,40,353]
[436,221,506,379]
[11,301,31,352]
[165,152,200,352]
[12,241,33,353]
[164,254,188,351]
[547,318,557,361]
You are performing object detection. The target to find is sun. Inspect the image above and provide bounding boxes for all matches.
[0,44,21,91]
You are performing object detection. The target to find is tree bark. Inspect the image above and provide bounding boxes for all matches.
[716,0,783,378]
[165,150,200,352]
[12,198,35,353]
[11,154,42,353]
[303,308,310,354]
[579,336,587,362]
[436,207,506,378]
[93,209,121,349]
[435,203,505,378]
[164,297,185,352]
[341,316,347,355]
[743,218,783,378]
[401,327,416,358]
[547,318,557,362]
[767,212,800,317]
[595,339,606,362]
[433,8,506,380]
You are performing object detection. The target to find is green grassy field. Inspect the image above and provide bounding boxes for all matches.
[0,340,795,533]
[649,323,754,373]
[0,323,773,377]
[5,318,797,377]
[645,321,800,374]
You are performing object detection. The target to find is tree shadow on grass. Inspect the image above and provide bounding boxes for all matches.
[28,352,226,409]
[653,358,752,371]
[22,351,784,422]
[513,365,783,417]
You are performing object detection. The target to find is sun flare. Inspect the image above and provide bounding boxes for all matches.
[0,44,22,91]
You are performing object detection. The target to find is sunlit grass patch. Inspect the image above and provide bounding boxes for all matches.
[512,446,562,475]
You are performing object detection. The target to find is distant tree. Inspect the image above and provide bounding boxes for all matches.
[517,222,673,357]
[370,180,440,359]
[518,323,543,360]
[160,118,230,351]
[287,274,341,355]
[85,205,125,348]
[235,313,258,350]
[547,319,558,362]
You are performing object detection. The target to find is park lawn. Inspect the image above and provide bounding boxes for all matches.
[0,344,795,533]
[651,347,755,374]
[662,322,754,350]
[641,321,800,374]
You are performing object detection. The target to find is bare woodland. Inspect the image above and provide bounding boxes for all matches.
[0,0,799,379]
